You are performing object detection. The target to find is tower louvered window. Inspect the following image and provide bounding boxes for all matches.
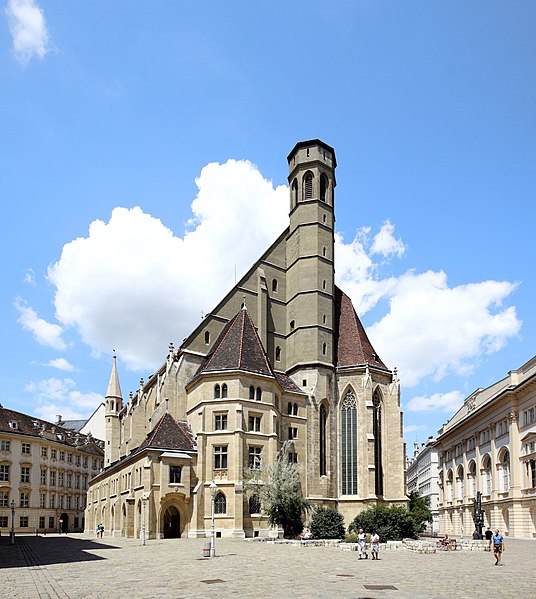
[304,172,313,199]
[320,174,328,202]
[341,389,358,495]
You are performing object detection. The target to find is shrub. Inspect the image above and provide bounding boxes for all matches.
[349,504,420,541]
[309,506,346,539]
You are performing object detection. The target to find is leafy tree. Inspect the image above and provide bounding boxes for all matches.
[244,441,310,538]
[309,506,345,539]
[348,504,420,541]
[407,491,433,533]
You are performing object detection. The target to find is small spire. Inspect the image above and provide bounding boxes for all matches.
[105,352,122,400]
[242,295,247,310]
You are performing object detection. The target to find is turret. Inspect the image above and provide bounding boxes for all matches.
[104,352,123,466]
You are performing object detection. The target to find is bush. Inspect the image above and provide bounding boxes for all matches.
[309,506,346,539]
[348,504,420,541]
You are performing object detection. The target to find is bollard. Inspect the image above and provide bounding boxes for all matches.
[202,541,211,557]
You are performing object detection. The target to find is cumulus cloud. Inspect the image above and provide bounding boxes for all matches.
[44,358,75,372]
[24,268,36,285]
[405,390,466,413]
[24,377,103,421]
[368,272,521,386]
[43,158,520,390]
[48,159,288,371]
[5,0,51,65]
[14,297,66,350]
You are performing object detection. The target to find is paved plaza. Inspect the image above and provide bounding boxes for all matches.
[1,534,535,599]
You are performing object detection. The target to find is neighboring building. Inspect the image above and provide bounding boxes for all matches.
[0,405,104,534]
[406,437,440,535]
[58,403,106,442]
[86,140,406,540]
[437,356,536,538]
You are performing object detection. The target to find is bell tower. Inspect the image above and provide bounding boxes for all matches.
[285,140,337,373]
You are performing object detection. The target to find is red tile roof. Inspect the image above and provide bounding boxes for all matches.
[334,286,387,369]
[137,413,195,452]
[196,307,274,377]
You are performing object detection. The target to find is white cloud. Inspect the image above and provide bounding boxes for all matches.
[370,220,406,258]
[45,358,75,372]
[14,297,66,350]
[406,390,465,413]
[403,424,427,434]
[44,158,521,390]
[5,0,51,65]
[24,268,36,285]
[48,159,288,371]
[367,272,521,387]
[24,377,103,421]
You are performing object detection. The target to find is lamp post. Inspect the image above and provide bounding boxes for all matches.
[141,494,148,546]
[10,499,15,545]
[209,480,217,558]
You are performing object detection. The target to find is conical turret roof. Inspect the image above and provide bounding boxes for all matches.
[105,353,123,400]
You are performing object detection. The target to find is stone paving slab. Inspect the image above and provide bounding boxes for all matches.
[1,534,535,599]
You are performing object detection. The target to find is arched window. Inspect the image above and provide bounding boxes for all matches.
[204,331,210,345]
[446,469,453,502]
[322,279,326,290]
[214,384,221,399]
[221,383,228,399]
[272,279,278,293]
[502,450,510,492]
[482,455,492,495]
[320,404,327,476]
[287,402,292,415]
[214,492,226,514]
[456,465,465,499]
[291,178,298,207]
[290,320,295,331]
[256,387,262,401]
[249,386,255,400]
[249,494,261,514]
[275,346,281,362]
[320,174,328,202]
[303,172,313,199]
[341,389,358,495]
[322,246,326,257]
[293,403,298,416]
[372,389,383,496]
[322,342,327,355]
[468,461,477,498]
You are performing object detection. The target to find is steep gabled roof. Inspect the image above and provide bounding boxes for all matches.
[274,372,304,394]
[138,413,195,452]
[195,306,274,378]
[334,286,387,370]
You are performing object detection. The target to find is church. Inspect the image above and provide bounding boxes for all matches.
[85,140,406,539]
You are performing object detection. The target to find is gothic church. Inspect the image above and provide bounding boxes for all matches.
[86,140,406,539]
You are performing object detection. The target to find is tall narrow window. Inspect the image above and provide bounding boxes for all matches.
[341,389,358,495]
[293,403,298,416]
[322,342,327,355]
[287,402,292,415]
[249,386,255,400]
[275,346,281,362]
[502,451,510,492]
[303,172,313,199]
[320,174,328,202]
[291,178,298,207]
[320,405,327,476]
[215,492,227,514]
[205,331,210,345]
[214,384,221,399]
[272,279,278,293]
[373,389,383,496]
[222,383,228,398]
[249,494,261,514]
[256,387,262,401]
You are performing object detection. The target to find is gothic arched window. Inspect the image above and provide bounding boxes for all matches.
[275,346,281,362]
[215,492,226,514]
[249,386,255,400]
[372,389,384,496]
[303,172,313,199]
[256,387,262,401]
[291,178,298,207]
[214,384,220,399]
[320,174,328,202]
[341,389,358,495]
[320,404,327,476]
[221,383,228,399]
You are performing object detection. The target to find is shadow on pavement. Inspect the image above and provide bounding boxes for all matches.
[0,535,121,569]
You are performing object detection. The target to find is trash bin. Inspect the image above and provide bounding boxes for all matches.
[202,541,211,557]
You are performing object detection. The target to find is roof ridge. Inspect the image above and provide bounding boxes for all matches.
[203,311,241,371]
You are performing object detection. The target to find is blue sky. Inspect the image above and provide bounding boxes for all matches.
[1,1,535,447]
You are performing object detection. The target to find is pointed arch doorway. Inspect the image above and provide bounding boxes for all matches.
[163,505,181,538]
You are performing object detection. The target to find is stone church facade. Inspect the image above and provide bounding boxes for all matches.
[86,140,406,539]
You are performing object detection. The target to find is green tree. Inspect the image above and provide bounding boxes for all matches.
[309,506,345,539]
[407,491,433,533]
[349,504,420,541]
[244,441,310,538]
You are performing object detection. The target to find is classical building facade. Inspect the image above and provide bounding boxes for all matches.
[86,140,406,540]
[436,356,536,538]
[406,437,440,535]
[0,406,104,534]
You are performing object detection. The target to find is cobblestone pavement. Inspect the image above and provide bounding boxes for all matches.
[1,534,535,599]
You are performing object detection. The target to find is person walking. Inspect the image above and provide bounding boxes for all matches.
[357,528,368,559]
[370,531,380,560]
[492,529,504,565]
